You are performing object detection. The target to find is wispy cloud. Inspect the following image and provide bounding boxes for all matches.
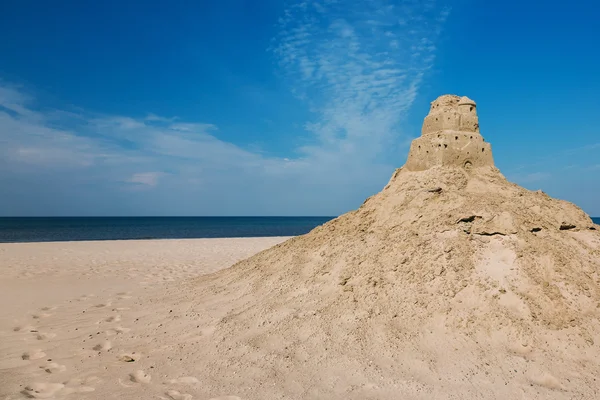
[0,1,450,215]
[127,172,164,187]
[272,0,449,161]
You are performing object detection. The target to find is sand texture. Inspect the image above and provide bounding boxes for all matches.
[0,237,289,400]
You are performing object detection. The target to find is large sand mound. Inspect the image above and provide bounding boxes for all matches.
[180,95,600,399]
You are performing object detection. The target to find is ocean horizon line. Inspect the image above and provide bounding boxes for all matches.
[0,216,338,243]
[0,215,338,218]
[0,215,597,219]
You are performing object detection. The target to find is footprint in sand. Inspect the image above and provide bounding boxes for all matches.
[22,350,46,360]
[77,294,94,302]
[36,332,57,341]
[92,341,112,351]
[166,389,193,400]
[130,370,151,384]
[22,382,64,399]
[105,315,122,323]
[32,312,52,319]
[106,326,131,336]
[13,324,36,333]
[40,362,66,374]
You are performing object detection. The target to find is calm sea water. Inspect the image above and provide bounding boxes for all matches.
[0,216,597,244]
[0,217,335,243]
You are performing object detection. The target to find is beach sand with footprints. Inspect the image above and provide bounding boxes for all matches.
[0,238,288,400]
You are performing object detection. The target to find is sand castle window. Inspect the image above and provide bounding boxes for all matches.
[464,160,472,169]
[444,144,448,148]
[482,148,485,152]
[470,106,474,112]
[455,136,458,140]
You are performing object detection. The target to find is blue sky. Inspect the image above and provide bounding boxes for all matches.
[0,0,598,216]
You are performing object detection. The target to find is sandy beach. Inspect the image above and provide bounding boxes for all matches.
[0,237,289,400]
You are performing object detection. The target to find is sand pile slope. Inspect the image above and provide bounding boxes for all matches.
[182,165,599,399]
[172,96,600,399]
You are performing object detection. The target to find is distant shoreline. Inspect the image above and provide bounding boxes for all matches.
[0,216,337,218]
[0,236,295,245]
[0,216,335,244]
[0,236,294,246]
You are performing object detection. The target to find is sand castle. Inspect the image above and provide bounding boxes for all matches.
[406,95,493,171]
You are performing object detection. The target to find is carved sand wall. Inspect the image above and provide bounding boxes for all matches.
[405,95,494,171]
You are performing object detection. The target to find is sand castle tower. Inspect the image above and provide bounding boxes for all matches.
[405,95,494,171]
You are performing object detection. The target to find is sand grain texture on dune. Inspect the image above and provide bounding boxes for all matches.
[2,95,600,400]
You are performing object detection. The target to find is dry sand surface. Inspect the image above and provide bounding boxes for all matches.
[0,237,289,400]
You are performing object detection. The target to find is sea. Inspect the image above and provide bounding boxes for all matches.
[0,216,598,244]
[0,217,336,243]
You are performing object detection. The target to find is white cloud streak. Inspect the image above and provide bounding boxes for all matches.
[127,172,164,187]
[272,0,449,162]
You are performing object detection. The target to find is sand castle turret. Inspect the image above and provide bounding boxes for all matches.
[405,94,494,171]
